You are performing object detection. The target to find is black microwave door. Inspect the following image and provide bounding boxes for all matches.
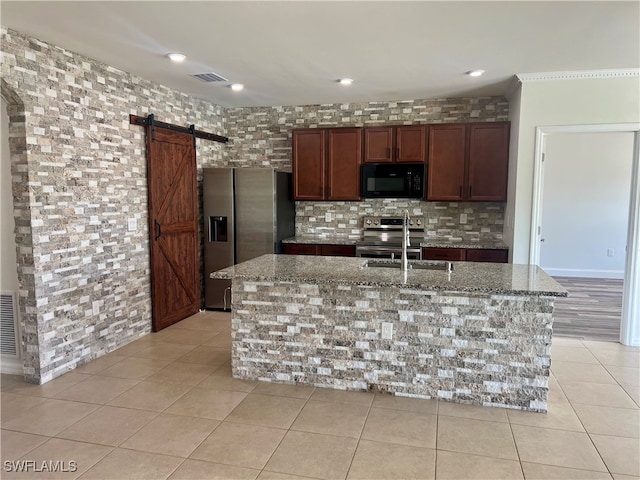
[361,163,424,198]
[361,164,404,197]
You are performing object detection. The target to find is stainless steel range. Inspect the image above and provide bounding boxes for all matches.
[355,215,424,259]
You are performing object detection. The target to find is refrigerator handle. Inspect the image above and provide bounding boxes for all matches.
[209,216,228,242]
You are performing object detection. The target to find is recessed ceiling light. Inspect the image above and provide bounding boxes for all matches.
[230,83,244,92]
[467,70,485,77]
[339,78,354,86]
[167,53,186,63]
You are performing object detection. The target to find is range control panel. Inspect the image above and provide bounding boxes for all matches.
[362,216,424,230]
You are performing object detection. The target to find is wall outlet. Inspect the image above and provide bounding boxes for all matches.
[127,218,137,231]
[607,248,615,257]
[325,212,332,222]
[381,322,393,340]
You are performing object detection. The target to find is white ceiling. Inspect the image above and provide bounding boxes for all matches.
[2,1,638,108]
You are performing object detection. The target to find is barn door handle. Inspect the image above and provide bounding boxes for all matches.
[154,220,162,240]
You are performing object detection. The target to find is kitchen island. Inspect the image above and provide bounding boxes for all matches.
[211,254,567,412]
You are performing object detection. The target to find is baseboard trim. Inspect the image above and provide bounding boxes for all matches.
[544,268,624,279]
[0,355,23,375]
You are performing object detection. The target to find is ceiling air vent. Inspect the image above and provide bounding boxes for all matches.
[190,72,229,83]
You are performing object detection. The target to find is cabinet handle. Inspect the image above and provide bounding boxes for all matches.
[469,185,472,197]
[154,220,162,240]
[386,147,391,159]
[396,147,400,159]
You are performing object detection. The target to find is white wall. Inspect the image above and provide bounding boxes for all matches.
[1,97,19,293]
[504,84,521,262]
[540,132,633,278]
[507,76,640,264]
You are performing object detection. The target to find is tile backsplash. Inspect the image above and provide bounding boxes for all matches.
[296,199,504,244]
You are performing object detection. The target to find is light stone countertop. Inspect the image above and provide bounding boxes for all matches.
[211,254,568,297]
[420,241,509,250]
[282,236,508,250]
[282,236,358,245]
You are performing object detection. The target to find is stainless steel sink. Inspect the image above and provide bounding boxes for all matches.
[363,260,453,272]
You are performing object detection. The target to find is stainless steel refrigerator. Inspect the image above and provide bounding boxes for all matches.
[203,168,295,310]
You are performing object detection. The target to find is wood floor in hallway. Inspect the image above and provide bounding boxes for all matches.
[553,276,624,343]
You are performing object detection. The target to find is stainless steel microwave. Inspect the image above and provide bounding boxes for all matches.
[361,163,425,198]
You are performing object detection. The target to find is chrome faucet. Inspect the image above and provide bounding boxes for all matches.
[401,210,410,272]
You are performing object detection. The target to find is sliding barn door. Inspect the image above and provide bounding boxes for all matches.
[146,127,199,331]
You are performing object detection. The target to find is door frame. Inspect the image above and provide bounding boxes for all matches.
[529,123,640,346]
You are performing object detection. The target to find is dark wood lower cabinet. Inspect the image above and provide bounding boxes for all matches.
[282,244,319,255]
[465,248,508,263]
[422,247,508,263]
[319,245,355,257]
[282,243,355,257]
[283,244,506,262]
[422,248,466,261]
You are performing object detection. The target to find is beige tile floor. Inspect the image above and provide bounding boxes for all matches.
[1,311,639,480]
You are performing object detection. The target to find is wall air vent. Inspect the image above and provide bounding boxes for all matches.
[190,72,229,83]
[1,292,18,356]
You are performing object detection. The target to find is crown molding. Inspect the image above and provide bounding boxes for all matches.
[516,69,639,83]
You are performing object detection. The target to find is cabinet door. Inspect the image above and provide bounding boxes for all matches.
[468,123,509,201]
[422,247,466,261]
[396,126,426,163]
[293,129,326,200]
[319,245,355,257]
[364,127,393,163]
[327,128,362,200]
[282,244,319,255]
[465,248,508,263]
[427,125,466,201]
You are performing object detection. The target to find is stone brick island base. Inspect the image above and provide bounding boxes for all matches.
[213,255,567,413]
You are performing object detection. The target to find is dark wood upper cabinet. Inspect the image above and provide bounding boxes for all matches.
[292,128,361,201]
[364,126,426,163]
[427,122,509,202]
[293,129,326,200]
[468,123,510,201]
[364,127,393,163]
[396,126,426,163]
[293,122,507,203]
[427,125,467,201]
[327,128,361,200]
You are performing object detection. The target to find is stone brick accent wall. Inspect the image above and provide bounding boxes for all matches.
[225,98,508,239]
[232,279,553,412]
[295,199,504,243]
[1,27,225,383]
